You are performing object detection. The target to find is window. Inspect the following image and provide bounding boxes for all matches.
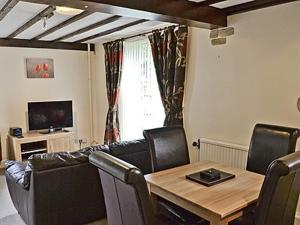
[119,38,165,141]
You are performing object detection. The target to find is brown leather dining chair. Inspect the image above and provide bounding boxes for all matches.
[247,124,300,175]
[143,126,205,225]
[231,150,300,225]
[89,151,175,225]
[143,126,190,176]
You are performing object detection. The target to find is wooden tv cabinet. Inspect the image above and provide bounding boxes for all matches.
[8,131,74,162]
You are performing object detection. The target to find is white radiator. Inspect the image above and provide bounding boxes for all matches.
[198,138,249,169]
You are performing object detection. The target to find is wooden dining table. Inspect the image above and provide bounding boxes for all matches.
[145,161,264,225]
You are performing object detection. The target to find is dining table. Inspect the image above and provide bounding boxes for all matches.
[145,160,264,225]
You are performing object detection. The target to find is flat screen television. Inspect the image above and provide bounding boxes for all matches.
[28,101,73,133]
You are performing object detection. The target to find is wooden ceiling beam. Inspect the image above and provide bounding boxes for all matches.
[53,15,121,42]
[0,0,19,21]
[20,0,227,29]
[75,19,147,43]
[198,0,225,7]
[32,11,93,40]
[0,38,95,51]
[224,0,298,15]
[7,5,56,38]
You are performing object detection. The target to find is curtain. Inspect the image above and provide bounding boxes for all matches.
[148,26,188,126]
[103,40,123,144]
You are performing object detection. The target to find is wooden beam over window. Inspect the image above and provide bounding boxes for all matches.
[32,11,93,40]
[0,38,95,51]
[53,15,121,42]
[7,5,56,38]
[0,0,18,21]
[20,0,227,29]
[75,19,147,43]
[224,0,298,15]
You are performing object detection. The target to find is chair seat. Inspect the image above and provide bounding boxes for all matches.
[158,198,207,225]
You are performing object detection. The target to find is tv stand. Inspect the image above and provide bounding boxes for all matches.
[8,131,74,162]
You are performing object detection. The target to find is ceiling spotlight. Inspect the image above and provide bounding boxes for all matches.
[41,12,54,30]
[56,6,84,16]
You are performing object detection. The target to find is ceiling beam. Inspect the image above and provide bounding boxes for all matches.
[7,5,56,38]
[32,11,93,40]
[224,0,298,15]
[53,15,121,42]
[197,0,225,7]
[0,0,19,21]
[0,38,95,51]
[75,19,147,43]
[20,0,227,29]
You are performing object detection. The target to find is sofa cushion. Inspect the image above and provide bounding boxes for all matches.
[5,160,29,189]
[107,139,148,155]
[106,139,152,174]
[28,151,90,172]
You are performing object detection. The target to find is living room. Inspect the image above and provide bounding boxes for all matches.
[0,0,300,225]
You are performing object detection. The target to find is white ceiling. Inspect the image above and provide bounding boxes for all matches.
[0,0,257,44]
[0,0,173,43]
[211,0,254,8]
[188,0,254,8]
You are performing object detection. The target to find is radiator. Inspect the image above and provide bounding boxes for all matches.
[198,138,249,169]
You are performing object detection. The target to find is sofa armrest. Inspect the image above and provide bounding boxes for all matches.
[5,161,30,190]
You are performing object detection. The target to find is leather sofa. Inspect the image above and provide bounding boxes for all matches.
[5,139,151,225]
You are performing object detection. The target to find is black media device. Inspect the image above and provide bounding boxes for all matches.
[10,127,23,137]
[28,101,73,134]
[186,168,235,187]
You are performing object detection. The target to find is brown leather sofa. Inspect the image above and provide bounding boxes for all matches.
[5,139,151,225]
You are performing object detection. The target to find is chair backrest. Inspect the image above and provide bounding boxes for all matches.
[247,124,300,175]
[89,151,156,225]
[254,150,300,225]
[143,126,190,172]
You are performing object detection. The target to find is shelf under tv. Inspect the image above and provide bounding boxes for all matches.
[8,131,74,162]
[21,148,47,155]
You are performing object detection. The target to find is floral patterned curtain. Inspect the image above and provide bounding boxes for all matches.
[148,26,188,126]
[103,40,123,144]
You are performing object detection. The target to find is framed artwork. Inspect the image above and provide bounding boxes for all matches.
[26,58,54,78]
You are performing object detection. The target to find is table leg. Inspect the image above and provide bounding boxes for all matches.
[147,184,158,213]
[210,211,243,225]
[210,219,228,225]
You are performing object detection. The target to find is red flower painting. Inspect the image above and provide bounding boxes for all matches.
[26,58,54,78]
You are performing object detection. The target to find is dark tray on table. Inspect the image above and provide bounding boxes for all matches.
[186,168,235,187]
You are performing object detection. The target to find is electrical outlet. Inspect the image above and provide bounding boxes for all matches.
[75,138,88,144]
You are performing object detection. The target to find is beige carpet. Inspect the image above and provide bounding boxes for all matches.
[0,214,25,225]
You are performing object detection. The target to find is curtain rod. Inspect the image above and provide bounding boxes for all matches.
[104,24,183,44]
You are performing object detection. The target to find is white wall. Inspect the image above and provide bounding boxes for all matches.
[185,2,300,161]
[91,44,108,144]
[91,2,300,150]
[0,47,91,159]
[184,2,300,222]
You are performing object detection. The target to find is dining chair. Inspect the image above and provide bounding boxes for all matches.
[89,151,177,225]
[230,150,300,225]
[247,123,300,175]
[143,126,205,225]
[143,126,190,172]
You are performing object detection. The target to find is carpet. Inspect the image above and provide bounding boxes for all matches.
[0,214,25,225]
